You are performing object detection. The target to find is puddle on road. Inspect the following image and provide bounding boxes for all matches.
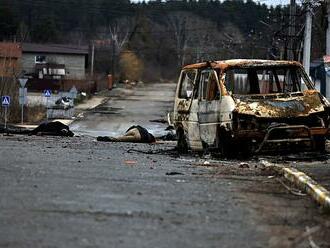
[92,106,123,114]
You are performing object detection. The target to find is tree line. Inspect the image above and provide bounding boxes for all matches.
[0,0,326,81]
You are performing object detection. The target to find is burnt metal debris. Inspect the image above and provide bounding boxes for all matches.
[170,59,330,156]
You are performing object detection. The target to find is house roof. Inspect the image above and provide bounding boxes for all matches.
[0,42,22,58]
[22,43,89,55]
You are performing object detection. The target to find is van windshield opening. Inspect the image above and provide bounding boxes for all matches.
[225,67,312,95]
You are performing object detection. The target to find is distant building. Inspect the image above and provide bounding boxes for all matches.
[0,42,22,78]
[21,43,89,80]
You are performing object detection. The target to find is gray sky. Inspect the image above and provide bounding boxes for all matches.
[130,0,291,7]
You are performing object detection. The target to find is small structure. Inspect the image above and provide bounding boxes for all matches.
[21,43,92,92]
[21,43,88,80]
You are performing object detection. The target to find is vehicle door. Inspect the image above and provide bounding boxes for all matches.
[173,69,202,149]
[198,69,222,147]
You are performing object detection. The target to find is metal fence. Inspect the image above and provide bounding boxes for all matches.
[47,106,75,119]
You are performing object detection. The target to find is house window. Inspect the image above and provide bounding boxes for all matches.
[35,55,46,64]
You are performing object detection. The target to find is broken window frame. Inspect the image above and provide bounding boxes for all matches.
[223,66,314,96]
[178,69,198,99]
[198,69,221,101]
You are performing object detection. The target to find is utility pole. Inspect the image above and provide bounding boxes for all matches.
[90,41,95,77]
[303,5,312,76]
[288,0,296,60]
[111,37,115,81]
[326,1,330,98]
[327,2,330,55]
[18,78,28,125]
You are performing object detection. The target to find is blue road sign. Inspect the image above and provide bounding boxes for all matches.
[44,90,52,97]
[2,96,10,106]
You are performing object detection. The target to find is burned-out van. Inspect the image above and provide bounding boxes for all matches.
[170,60,330,156]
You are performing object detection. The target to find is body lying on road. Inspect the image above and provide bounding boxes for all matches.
[97,125,155,143]
[29,121,74,137]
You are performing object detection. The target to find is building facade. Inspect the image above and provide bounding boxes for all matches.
[21,43,89,80]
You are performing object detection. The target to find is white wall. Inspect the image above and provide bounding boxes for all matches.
[21,53,86,80]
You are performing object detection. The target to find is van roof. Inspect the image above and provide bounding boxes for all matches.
[183,59,302,70]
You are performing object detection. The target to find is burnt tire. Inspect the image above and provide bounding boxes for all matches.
[176,127,189,154]
[216,128,234,158]
[314,136,326,152]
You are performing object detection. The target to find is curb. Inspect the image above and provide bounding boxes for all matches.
[75,96,109,111]
[68,96,109,126]
[262,161,330,210]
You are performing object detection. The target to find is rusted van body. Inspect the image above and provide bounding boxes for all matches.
[170,59,330,155]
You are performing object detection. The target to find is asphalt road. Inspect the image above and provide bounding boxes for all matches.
[1,135,330,247]
[1,83,330,247]
[70,83,176,138]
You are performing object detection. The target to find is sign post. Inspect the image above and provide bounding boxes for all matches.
[18,78,28,124]
[2,96,10,130]
[69,86,78,100]
[44,89,52,120]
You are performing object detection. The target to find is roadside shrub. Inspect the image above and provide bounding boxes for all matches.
[119,50,144,81]
[25,105,46,123]
[0,78,47,124]
[0,77,20,123]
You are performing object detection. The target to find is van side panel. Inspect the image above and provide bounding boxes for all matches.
[219,96,236,127]
[198,101,221,145]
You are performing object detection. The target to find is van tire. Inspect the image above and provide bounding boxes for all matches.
[314,136,326,152]
[216,128,234,158]
[176,127,189,154]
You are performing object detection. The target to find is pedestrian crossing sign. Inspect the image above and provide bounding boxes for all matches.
[2,96,10,106]
[44,90,51,97]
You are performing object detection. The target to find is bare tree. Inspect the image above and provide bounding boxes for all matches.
[65,30,86,46]
[186,16,222,62]
[16,22,30,42]
[0,49,21,122]
[99,17,138,79]
[167,12,230,65]
[167,12,187,67]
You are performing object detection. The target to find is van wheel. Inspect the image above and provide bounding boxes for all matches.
[176,127,189,154]
[314,137,326,152]
[216,128,234,158]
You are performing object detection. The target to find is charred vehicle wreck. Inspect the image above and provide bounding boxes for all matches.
[170,60,330,156]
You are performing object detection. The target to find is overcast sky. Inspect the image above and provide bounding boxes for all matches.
[130,0,291,7]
